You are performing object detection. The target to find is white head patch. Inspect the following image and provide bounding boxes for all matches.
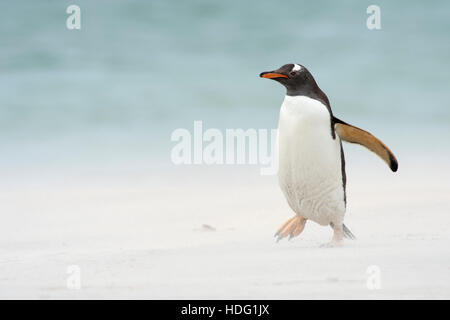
[292,64,301,72]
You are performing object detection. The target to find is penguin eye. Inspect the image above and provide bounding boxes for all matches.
[290,71,297,77]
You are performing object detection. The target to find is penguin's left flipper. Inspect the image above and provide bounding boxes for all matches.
[334,117,398,172]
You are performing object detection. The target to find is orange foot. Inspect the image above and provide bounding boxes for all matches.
[275,216,307,242]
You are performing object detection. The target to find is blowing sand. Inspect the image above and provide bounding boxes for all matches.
[0,143,449,299]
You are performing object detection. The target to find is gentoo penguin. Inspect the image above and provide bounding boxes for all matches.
[260,63,398,246]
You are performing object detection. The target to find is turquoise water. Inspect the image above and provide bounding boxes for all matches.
[1,0,449,147]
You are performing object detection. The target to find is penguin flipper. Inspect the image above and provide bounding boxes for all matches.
[333,117,398,172]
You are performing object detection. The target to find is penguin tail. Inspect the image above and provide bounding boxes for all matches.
[343,224,356,240]
[330,222,356,240]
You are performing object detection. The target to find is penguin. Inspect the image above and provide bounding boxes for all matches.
[260,63,398,246]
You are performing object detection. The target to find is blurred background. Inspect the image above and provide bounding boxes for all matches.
[1,0,449,298]
[1,1,449,162]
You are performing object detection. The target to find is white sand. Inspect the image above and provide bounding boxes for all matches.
[0,144,449,299]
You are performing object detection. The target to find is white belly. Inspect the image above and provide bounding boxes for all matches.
[278,95,345,225]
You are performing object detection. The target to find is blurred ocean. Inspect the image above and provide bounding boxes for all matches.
[0,0,449,165]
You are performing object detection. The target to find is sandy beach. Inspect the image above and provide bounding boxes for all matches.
[1,137,449,299]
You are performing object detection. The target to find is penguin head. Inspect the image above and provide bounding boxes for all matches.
[260,64,318,95]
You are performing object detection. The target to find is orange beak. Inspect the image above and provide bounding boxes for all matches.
[260,72,288,79]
